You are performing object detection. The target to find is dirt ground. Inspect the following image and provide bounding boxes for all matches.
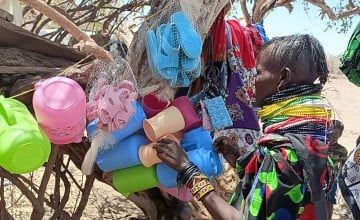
[3,73,360,220]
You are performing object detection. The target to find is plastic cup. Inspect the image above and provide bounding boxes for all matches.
[138,134,179,167]
[143,106,185,142]
[142,92,170,118]
[170,96,202,132]
[113,164,160,197]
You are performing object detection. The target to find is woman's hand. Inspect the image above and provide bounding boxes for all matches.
[214,136,241,168]
[153,138,189,172]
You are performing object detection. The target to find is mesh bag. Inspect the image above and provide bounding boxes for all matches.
[81,52,138,175]
[145,2,202,87]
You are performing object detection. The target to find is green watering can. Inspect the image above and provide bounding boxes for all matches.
[0,95,51,174]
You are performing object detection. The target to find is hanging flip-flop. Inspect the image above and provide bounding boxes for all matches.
[180,50,200,72]
[145,30,162,80]
[156,23,179,85]
[170,12,202,59]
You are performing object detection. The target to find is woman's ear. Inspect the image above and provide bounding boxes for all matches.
[277,67,292,89]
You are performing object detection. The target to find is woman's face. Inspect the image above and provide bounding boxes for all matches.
[254,45,282,107]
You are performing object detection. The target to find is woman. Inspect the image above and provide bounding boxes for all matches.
[154,34,332,220]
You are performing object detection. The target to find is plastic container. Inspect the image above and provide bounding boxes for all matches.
[113,164,160,197]
[33,76,86,144]
[0,96,51,174]
[181,127,213,152]
[96,134,147,171]
[187,149,224,179]
[156,148,224,188]
[170,96,202,132]
[143,106,185,141]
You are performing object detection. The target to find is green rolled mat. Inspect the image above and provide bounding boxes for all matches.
[113,164,160,197]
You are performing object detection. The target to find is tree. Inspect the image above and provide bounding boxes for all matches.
[0,0,359,219]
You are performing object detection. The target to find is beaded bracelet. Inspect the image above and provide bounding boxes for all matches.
[195,184,215,200]
[190,178,210,195]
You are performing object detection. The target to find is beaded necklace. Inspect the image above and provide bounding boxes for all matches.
[263,84,323,105]
[259,84,331,142]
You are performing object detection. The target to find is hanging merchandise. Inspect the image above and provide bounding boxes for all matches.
[253,21,269,43]
[226,19,256,69]
[145,11,202,87]
[86,80,138,132]
[82,55,141,175]
[0,95,51,174]
[33,76,86,144]
[203,8,227,63]
[190,35,232,130]
[244,24,264,59]
[141,91,170,118]
[213,21,262,152]
[170,96,202,132]
[113,164,160,197]
[143,106,185,142]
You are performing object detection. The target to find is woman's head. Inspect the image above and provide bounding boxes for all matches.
[255,34,328,106]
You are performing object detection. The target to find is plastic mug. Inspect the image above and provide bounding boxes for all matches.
[138,133,179,167]
[170,96,202,132]
[143,106,185,142]
[0,96,51,174]
[96,134,147,172]
[87,101,146,145]
[33,76,86,144]
[181,127,213,152]
[113,164,160,197]
[142,92,170,118]
[159,185,193,201]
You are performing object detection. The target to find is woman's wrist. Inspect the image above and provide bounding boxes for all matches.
[176,162,215,200]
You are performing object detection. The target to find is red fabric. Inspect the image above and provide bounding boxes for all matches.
[299,203,316,220]
[226,19,255,68]
[245,24,263,59]
[202,9,226,62]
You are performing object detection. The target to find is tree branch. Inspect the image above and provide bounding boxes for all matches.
[240,0,251,25]
[305,0,359,20]
[20,0,113,62]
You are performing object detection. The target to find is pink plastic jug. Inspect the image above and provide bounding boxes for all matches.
[33,77,86,144]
